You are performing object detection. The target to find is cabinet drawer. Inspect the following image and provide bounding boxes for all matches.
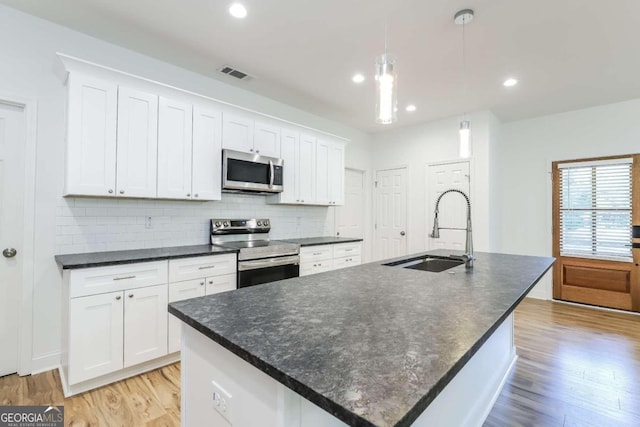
[206,273,237,295]
[69,261,168,298]
[333,255,362,271]
[300,246,333,262]
[300,259,334,277]
[169,254,236,282]
[333,242,362,259]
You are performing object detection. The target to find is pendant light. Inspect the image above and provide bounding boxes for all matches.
[454,9,474,158]
[375,25,397,124]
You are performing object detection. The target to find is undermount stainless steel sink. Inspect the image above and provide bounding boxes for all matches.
[384,256,465,273]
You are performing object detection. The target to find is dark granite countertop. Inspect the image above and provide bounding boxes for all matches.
[281,236,364,246]
[169,250,554,427]
[55,244,237,269]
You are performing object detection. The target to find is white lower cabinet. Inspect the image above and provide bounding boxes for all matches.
[300,242,363,277]
[167,257,237,354]
[68,291,124,385]
[124,284,168,367]
[168,279,206,354]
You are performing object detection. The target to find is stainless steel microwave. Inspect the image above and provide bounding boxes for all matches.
[222,149,284,194]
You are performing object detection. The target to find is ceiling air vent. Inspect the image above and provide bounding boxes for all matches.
[218,65,253,81]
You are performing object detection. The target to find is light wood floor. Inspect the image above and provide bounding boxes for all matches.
[2,298,640,426]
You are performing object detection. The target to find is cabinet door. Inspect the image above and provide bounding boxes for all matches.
[253,121,281,158]
[328,141,345,205]
[157,97,193,200]
[222,113,254,153]
[116,87,158,198]
[205,273,237,295]
[65,74,118,197]
[69,291,123,384]
[124,284,168,367]
[315,139,330,205]
[278,129,298,204]
[192,105,222,201]
[298,134,316,204]
[168,279,206,353]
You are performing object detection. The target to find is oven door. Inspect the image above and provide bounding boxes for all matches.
[237,255,300,288]
[223,149,284,193]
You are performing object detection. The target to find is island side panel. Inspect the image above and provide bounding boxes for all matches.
[411,313,516,427]
[181,323,349,427]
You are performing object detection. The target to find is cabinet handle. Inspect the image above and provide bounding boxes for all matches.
[108,189,114,194]
[187,193,191,197]
[119,190,125,195]
[208,280,213,285]
[200,282,205,286]
[301,200,304,203]
[256,150,260,154]
[194,194,199,198]
[250,148,254,152]
[198,266,215,270]
[113,275,136,281]
[345,249,353,252]
[115,295,121,300]
[313,264,317,267]
[313,252,322,256]
[128,294,134,298]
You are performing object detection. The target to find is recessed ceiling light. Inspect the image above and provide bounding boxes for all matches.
[229,3,247,19]
[352,74,365,83]
[503,78,518,87]
[406,104,417,112]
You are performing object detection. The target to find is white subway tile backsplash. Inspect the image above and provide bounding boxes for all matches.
[55,193,334,254]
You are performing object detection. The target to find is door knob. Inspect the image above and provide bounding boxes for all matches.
[400,231,406,236]
[3,248,17,258]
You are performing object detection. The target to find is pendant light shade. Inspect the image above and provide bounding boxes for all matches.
[459,120,471,158]
[375,54,397,124]
[455,9,474,158]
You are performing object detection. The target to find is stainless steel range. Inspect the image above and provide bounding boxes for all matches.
[210,219,300,288]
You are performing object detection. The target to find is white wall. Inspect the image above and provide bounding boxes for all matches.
[370,111,496,257]
[0,4,372,371]
[494,98,640,299]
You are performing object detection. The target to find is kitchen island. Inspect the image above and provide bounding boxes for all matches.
[169,251,554,427]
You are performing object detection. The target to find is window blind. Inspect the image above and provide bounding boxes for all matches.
[558,159,632,261]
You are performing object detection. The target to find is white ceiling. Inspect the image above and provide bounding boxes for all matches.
[3,0,640,133]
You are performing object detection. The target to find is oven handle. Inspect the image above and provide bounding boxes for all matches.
[238,255,300,272]
[269,160,274,188]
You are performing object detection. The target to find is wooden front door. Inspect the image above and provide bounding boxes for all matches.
[552,155,640,312]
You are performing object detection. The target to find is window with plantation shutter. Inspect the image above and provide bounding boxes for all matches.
[558,158,633,261]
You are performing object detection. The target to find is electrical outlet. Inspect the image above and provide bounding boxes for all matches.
[211,380,232,423]
[145,216,153,229]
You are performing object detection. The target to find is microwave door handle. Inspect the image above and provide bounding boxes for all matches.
[269,160,274,188]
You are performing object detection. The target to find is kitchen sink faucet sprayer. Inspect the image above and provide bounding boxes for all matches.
[430,189,474,268]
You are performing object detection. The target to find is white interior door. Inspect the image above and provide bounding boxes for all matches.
[0,102,26,377]
[335,169,365,239]
[375,168,408,261]
[427,162,470,251]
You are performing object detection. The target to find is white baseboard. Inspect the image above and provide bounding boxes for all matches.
[30,351,61,375]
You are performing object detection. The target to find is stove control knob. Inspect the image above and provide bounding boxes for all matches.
[263,220,269,227]
[214,221,222,227]
[223,221,229,227]
[257,220,262,226]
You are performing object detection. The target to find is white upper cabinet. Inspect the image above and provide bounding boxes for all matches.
[116,87,158,198]
[298,134,316,204]
[315,139,331,205]
[157,97,193,200]
[253,121,281,158]
[65,74,118,197]
[222,113,254,153]
[277,129,299,204]
[328,141,345,205]
[192,105,223,201]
